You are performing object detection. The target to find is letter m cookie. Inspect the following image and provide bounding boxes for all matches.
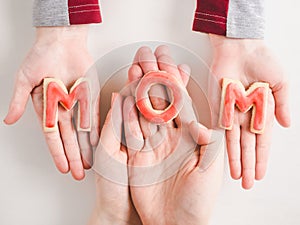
[219,78,269,134]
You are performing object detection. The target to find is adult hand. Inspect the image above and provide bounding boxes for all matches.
[4,26,100,180]
[208,34,290,189]
[89,93,141,225]
[123,46,224,225]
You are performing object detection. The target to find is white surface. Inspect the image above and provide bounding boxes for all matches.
[0,0,300,224]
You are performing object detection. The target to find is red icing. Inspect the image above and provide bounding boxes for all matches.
[45,80,91,130]
[221,81,268,133]
[135,71,184,124]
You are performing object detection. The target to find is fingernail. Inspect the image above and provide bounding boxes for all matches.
[3,116,9,125]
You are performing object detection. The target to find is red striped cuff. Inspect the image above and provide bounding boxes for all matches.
[68,0,102,25]
[193,0,229,36]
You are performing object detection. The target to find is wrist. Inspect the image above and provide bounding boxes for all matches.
[90,210,140,225]
[141,213,170,225]
[208,34,264,57]
[91,215,130,225]
[35,25,89,47]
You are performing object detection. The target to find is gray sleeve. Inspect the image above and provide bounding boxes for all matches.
[226,0,265,39]
[33,0,70,26]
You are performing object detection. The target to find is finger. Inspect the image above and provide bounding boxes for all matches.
[136,47,170,113]
[44,132,70,174]
[75,91,96,169]
[226,123,242,180]
[4,70,33,124]
[128,64,143,83]
[137,47,158,73]
[255,92,275,180]
[189,121,211,145]
[148,85,170,111]
[255,133,271,181]
[123,96,144,153]
[272,82,291,127]
[58,110,85,181]
[127,64,143,96]
[93,93,128,184]
[77,132,93,169]
[87,67,101,148]
[132,46,152,66]
[189,121,224,171]
[90,92,101,147]
[31,86,70,174]
[100,92,123,153]
[154,45,182,82]
[189,121,221,170]
[178,64,191,87]
[240,127,256,189]
[153,46,187,125]
[139,115,158,139]
[208,74,222,128]
[172,64,191,126]
[174,90,196,127]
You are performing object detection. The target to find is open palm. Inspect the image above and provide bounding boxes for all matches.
[208,34,290,189]
[123,46,224,225]
[4,26,100,180]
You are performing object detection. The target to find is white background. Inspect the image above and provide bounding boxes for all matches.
[0,0,300,224]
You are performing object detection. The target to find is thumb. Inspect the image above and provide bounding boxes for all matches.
[272,82,291,127]
[4,71,33,124]
[189,121,225,171]
[188,121,211,145]
[177,64,191,87]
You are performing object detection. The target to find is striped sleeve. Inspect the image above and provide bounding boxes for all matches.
[33,0,102,26]
[193,0,265,39]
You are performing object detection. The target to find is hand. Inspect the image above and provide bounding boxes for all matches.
[123,46,224,225]
[4,26,100,180]
[208,34,290,189]
[89,93,141,225]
